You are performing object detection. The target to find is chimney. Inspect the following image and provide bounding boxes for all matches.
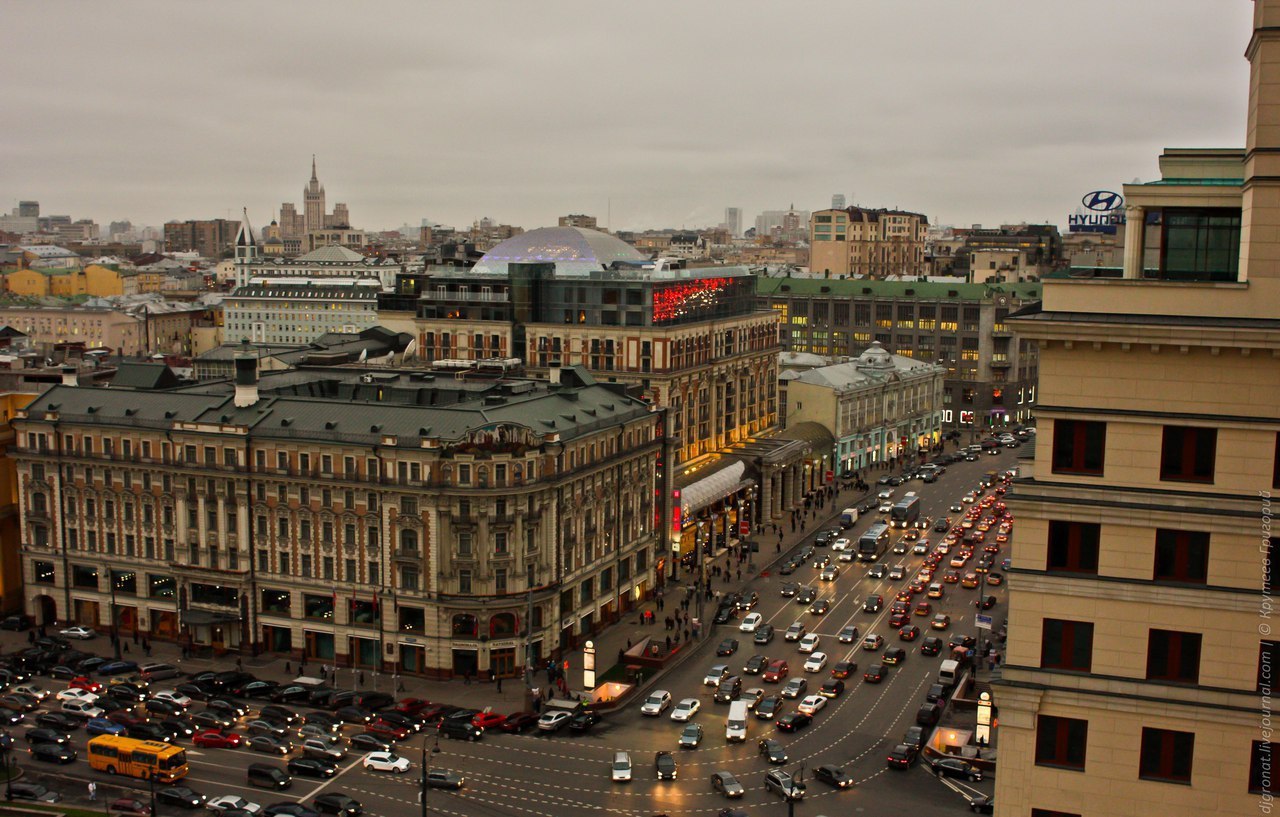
[60,365,78,386]
[233,342,259,408]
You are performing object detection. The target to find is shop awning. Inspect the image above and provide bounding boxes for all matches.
[675,458,754,519]
[181,610,241,626]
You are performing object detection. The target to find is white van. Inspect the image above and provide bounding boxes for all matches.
[611,751,632,783]
[725,700,749,743]
[938,659,960,687]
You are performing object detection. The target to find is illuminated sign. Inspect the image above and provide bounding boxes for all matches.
[671,489,682,534]
[652,277,732,324]
[942,409,954,424]
[959,410,976,425]
[1069,190,1126,234]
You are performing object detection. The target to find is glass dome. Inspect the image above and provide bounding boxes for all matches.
[471,226,649,276]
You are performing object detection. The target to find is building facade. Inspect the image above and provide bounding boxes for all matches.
[12,363,661,677]
[224,279,380,345]
[782,342,945,472]
[234,245,398,290]
[995,5,1280,814]
[163,219,239,259]
[808,206,929,278]
[757,277,1039,434]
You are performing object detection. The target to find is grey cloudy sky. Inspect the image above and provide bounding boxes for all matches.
[1,1,1253,234]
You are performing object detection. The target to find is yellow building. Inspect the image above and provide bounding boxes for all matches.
[4,269,51,297]
[0,392,36,613]
[84,263,129,296]
[996,4,1280,814]
[808,206,929,278]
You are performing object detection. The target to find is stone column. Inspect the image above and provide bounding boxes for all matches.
[1122,205,1145,279]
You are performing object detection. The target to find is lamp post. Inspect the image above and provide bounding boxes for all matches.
[148,771,157,817]
[419,732,441,817]
[695,520,706,628]
[1,733,13,801]
[108,567,121,660]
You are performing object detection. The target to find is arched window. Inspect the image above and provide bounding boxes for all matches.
[489,612,517,638]
[451,613,478,638]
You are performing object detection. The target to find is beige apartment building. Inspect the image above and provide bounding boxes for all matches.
[996,4,1280,814]
[808,206,929,278]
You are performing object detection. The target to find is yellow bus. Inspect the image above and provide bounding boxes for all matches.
[86,735,188,783]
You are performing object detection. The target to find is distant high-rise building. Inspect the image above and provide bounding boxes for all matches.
[755,207,810,241]
[277,157,350,251]
[278,202,303,240]
[809,206,929,277]
[831,194,846,209]
[725,207,742,238]
[17,202,38,218]
[558,214,598,230]
[163,218,239,259]
[303,155,325,234]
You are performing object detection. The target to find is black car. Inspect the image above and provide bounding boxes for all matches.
[35,712,81,731]
[753,625,775,645]
[920,636,944,656]
[160,717,196,738]
[207,698,249,718]
[0,615,33,631]
[0,709,23,726]
[755,695,783,720]
[887,743,919,769]
[263,805,319,817]
[654,750,677,781]
[374,711,421,733]
[110,683,148,702]
[157,787,207,809]
[176,682,215,701]
[288,757,338,779]
[819,679,845,698]
[758,738,787,764]
[24,727,71,745]
[76,656,108,674]
[567,710,599,732]
[929,756,983,781]
[355,692,395,711]
[8,782,60,803]
[926,683,949,704]
[916,703,941,726]
[270,686,312,704]
[237,681,279,700]
[934,518,951,532]
[303,711,341,730]
[902,725,927,750]
[260,705,299,725]
[863,596,883,613]
[743,654,769,675]
[29,742,77,763]
[49,665,78,681]
[796,587,817,605]
[712,605,736,624]
[715,639,739,656]
[248,735,293,756]
[127,723,174,743]
[309,688,339,708]
[948,633,977,650]
[313,794,362,816]
[775,712,811,733]
[247,719,291,739]
[812,764,853,789]
[349,733,391,753]
[778,561,797,576]
[337,706,374,725]
[193,710,235,731]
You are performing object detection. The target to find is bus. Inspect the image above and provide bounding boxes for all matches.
[890,493,921,528]
[858,522,891,562]
[87,735,188,783]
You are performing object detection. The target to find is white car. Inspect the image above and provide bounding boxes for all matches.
[362,751,411,773]
[738,612,763,633]
[670,698,700,722]
[208,796,262,815]
[58,626,95,640]
[913,541,930,555]
[12,684,49,702]
[537,711,570,731]
[798,634,820,654]
[60,700,104,719]
[802,652,828,673]
[55,688,98,704]
[640,690,672,716]
[703,665,730,686]
[878,502,894,514]
[862,634,885,651]
[152,690,192,708]
[832,538,850,551]
[888,565,906,580]
[796,695,827,716]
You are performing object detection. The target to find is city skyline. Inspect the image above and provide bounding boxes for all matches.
[0,2,1252,234]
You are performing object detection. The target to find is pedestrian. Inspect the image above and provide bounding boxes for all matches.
[665,635,671,651]
[132,630,139,645]
[236,657,243,671]
[626,638,632,650]
[26,630,33,644]
[496,675,502,693]
[683,628,690,642]
[359,671,365,686]
[657,595,664,611]
[88,782,97,802]
[464,670,471,685]
[776,541,781,553]
[123,642,130,654]
[144,643,152,658]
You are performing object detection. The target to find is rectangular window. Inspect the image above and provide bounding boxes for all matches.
[580,577,593,606]
[300,554,312,577]
[1160,426,1216,483]
[1153,529,1209,584]
[72,564,99,589]
[1034,715,1087,770]
[1251,741,1280,795]
[1047,521,1100,574]
[1040,619,1093,672]
[495,568,507,595]
[1146,629,1202,683]
[1139,727,1194,783]
[458,570,472,595]
[1159,207,1241,282]
[1051,419,1106,475]
[33,561,54,584]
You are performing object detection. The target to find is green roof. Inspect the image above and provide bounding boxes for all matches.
[755,276,1041,300]
[1142,178,1242,186]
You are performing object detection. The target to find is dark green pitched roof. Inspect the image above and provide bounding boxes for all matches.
[755,277,1041,300]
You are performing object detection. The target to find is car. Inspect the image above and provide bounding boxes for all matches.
[208,797,262,815]
[263,806,318,817]
[832,658,857,678]
[366,719,410,741]
[301,737,345,761]
[156,786,207,810]
[775,711,811,733]
[490,712,534,733]
[833,627,859,647]
[703,665,730,686]
[931,614,952,631]
[12,683,49,702]
[716,638,739,656]
[752,624,775,645]
[153,690,192,708]
[796,586,817,605]
[764,768,806,801]
[193,711,236,731]
[312,794,361,816]
[864,664,887,683]
[654,750,678,781]
[889,564,907,580]
[930,581,948,596]
[950,503,964,512]
[899,625,921,641]
[108,798,152,816]
[59,625,96,640]
[802,652,827,673]
[902,724,928,750]
[813,763,854,789]
[30,741,77,763]
[868,564,887,579]
[929,756,984,781]
[348,733,392,753]
[537,711,570,732]
[758,738,788,764]
[796,694,826,716]
[712,604,736,624]
[916,703,942,726]
[949,633,978,650]
[56,687,99,704]
[671,698,701,722]
[677,722,703,749]
[913,541,930,555]
[962,573,981,588]
[778,562,797,576]
[98,660,139,676]
[248,735,292,755]
[889,612,911,628]
[247,719,290,739]
[0,693,39,712]
[738,612,763,633]
[783,622,806,642]
[743,654,769,676]
[781,677,807,699]
[808,599,830,616]
[861,634,884,651]
[37,711,83,731]
[420,768,465,790]
[755,694,783,720]
[710,770,744,798]
[887,742,920,769]
[735,591,760,611]
[640,689,672,716]
[362,751,410,773]
[863,595,883,613]
[762,660,789,683]
[976,594,997,610]
[779,582,798,597]
[87,716,126,736]
[926,683,950,704]
[288,757,338,779]
[24,727,71,745]
[920,636,945,656]
[567,709,600,732]
[882,647,907,665]
[8,782,61,804]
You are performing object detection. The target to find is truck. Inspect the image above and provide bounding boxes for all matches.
[858,522,891,562]
[890,493,921,528]
[840,507,859,528]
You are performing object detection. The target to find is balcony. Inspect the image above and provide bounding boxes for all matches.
[395,546,421,561]
[989,359,1011,369]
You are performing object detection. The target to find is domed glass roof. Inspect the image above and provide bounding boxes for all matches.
[472,226,649,277]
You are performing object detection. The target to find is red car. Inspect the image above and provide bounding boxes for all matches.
[899,625,920,641]
[890,601,910,615]
[500,712,539,733]
[914,601,932,617]
[193,729,243,748]
[109,710,147,727]
[763,660,789,683]
[888,612,910,628]
[366,720,410,741]
[69,677,105,695]
[395,698,432,715]
[472,711,507,730]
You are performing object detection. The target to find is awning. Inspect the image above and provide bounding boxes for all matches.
[772,421,836,454]
[181,610,241,627]
[675,458,754,519]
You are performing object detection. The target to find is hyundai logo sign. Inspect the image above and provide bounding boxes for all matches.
[1082,190,1124,212]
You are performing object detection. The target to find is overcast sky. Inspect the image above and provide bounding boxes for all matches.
[1,1,1254,234]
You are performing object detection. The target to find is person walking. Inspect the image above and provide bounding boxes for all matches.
[496,675,503,693]
[88,782,97,802]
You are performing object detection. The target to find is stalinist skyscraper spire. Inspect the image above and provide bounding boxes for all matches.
[303,154,326,234]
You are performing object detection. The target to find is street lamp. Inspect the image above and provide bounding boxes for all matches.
[695,520,707,627]
[419,733,441,817]
[0,733,13,800]
[108,568,121,661]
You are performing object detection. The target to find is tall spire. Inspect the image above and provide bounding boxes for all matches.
[311,154,318,183]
